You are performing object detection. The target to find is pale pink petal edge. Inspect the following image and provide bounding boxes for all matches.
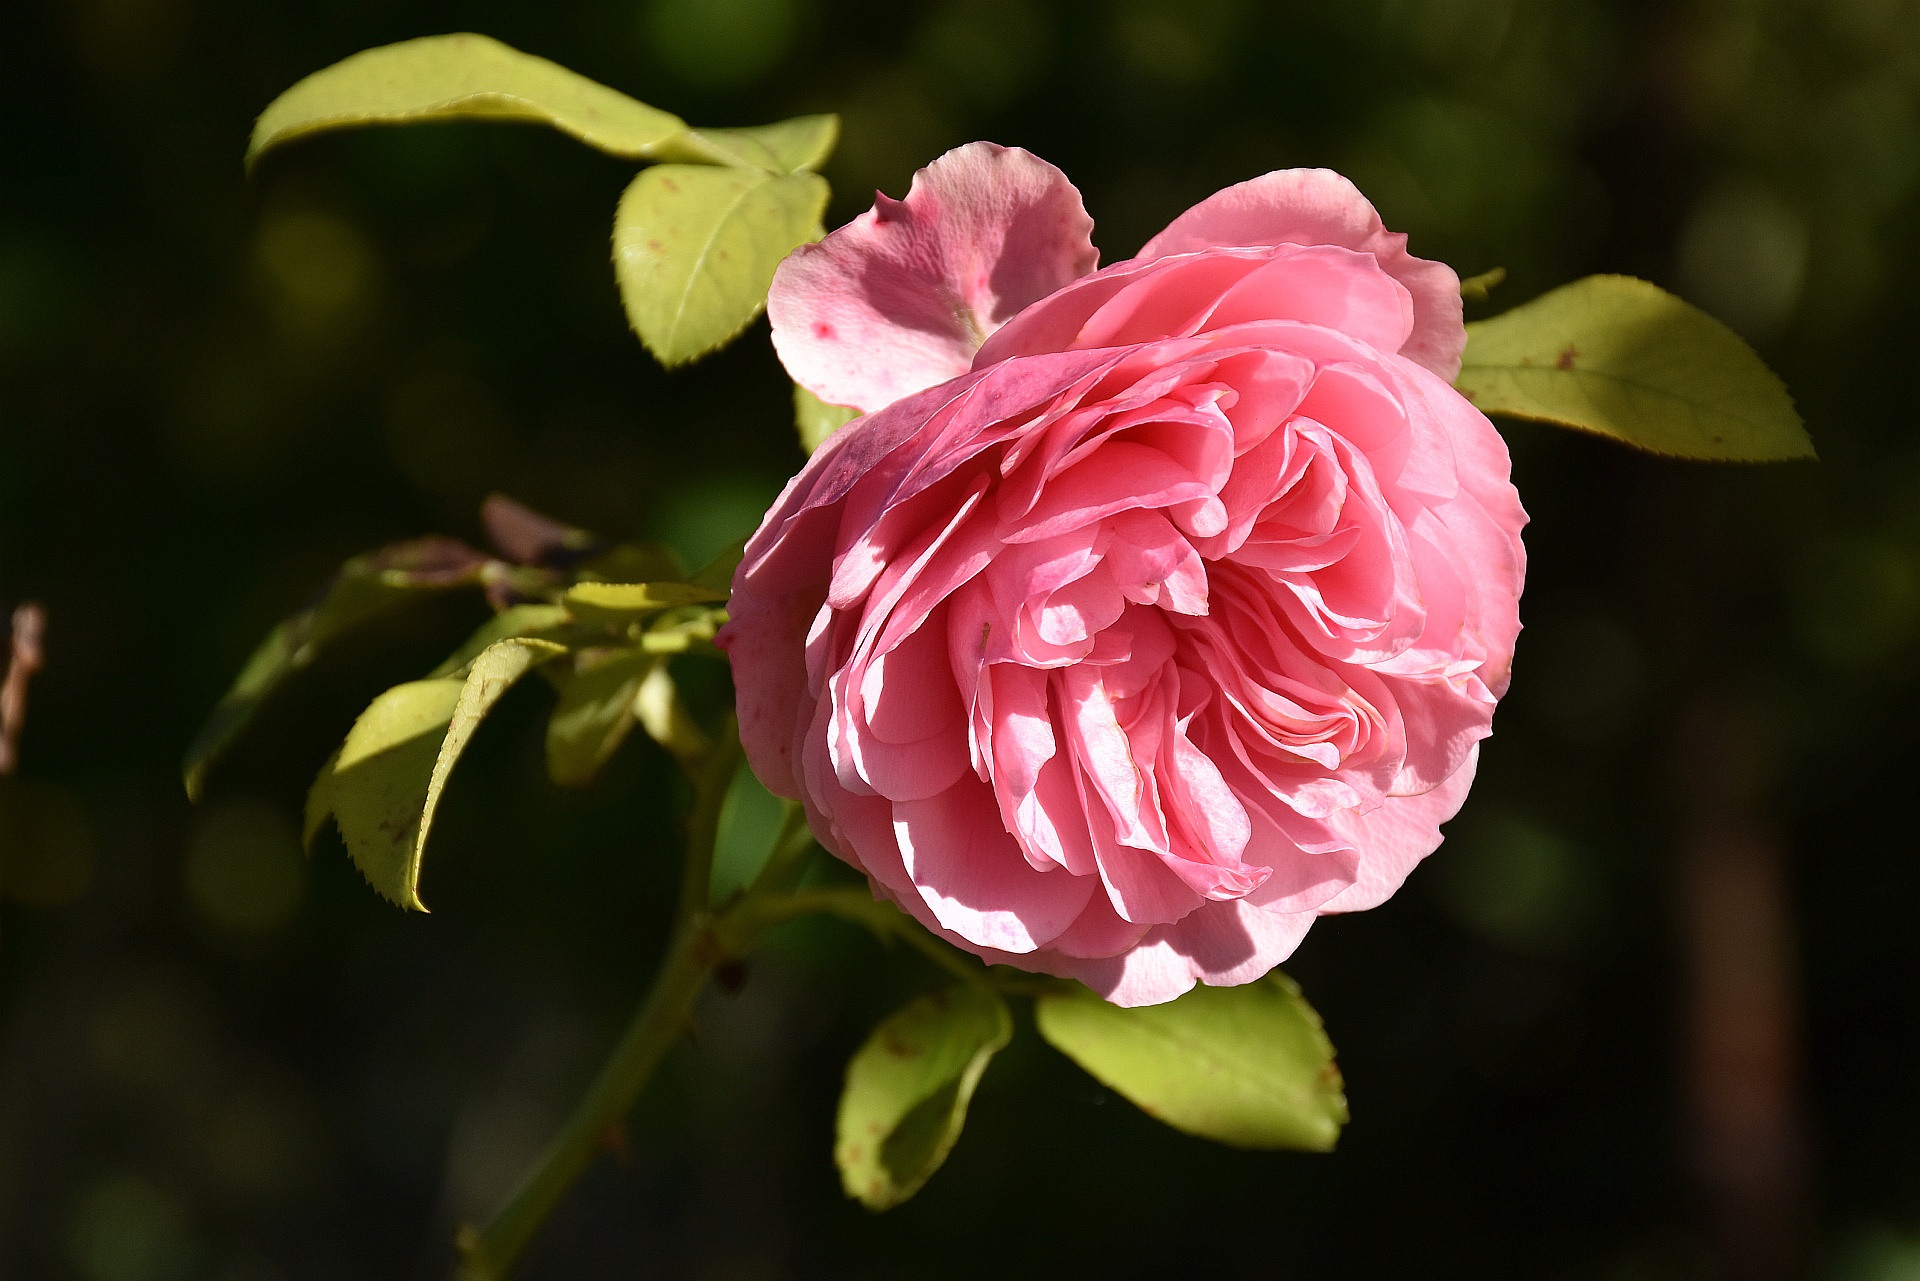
[1138,167,1466,381]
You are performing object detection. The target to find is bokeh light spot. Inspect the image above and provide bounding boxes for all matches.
[0,778,95,908]
[644,0,798,89]
[184,798,306,936]
[66,1174,196,1281]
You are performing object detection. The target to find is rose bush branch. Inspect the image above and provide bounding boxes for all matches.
[452,717,789,1280]
[452,731,1005,1278]
[188,31,1812,1276]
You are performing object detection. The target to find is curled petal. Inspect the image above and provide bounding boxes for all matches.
[769,142,1099,413]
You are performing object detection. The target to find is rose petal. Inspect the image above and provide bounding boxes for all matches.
[769,142,1098,414]
[1138,168,1466,380]
[895,775,1095,952]
[1014,899,1318,1007]
[1317,745,1479,913]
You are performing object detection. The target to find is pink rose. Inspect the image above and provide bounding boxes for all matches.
[722,143,1526,1006]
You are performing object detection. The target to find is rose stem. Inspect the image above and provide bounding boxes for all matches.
[453,716,742,1281]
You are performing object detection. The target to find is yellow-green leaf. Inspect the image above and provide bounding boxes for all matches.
[302,749,339,855]
[795,383,859,454]
[1455,274,1813,461]
[417,638,566,881]
[326,679,463,909]
[546,649,657,787]
[324,638,563,909]
[633,661,709,768]
[183,537,491,802]
[573,541,687,585]
[248,33,720,169]
[612,164,829,366]
[697,113,840,174]
[836,984,1012,1210]
[427,603,572,678]
[564,580,726,618]
[1035,974,1347,1151]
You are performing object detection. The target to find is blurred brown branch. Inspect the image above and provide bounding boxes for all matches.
[1675,696,1807,1281]
[0,602,46,776]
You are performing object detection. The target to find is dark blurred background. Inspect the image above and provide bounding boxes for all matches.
[4,0,1919,1277]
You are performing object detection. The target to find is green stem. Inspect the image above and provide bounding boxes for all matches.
[745,800,817,898]
[450,750,980,1278]
[454,918,720,1280]
[731,886,984,986]
[678,713,740,923]
[456,713,738,1281]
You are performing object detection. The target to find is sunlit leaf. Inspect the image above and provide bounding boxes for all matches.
[417,637,567,881]
[428,604,572,678]
[563,580,727,619]
[248,33,728,169]
[183,537,491,801]
[546,648,656,787]
[325,679,462,909]
[633,661,709,767]
[574,542,687,585]
[1458,265,1506,303]
[302,748,339,855]
[795,383,859,454]
[1034,974,1348,1151]
[636,605,728,655]
[324,638,563,909]
[698,113,839,174]
[611,164,829,366]
[1455,274,1813,461]
[836,984,1012,1210]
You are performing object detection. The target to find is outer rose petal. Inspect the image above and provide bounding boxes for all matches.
[769,143,1099,414]
[991,899,1318,1007]
[1316,745,1479,914]
[1138,168,1465,381]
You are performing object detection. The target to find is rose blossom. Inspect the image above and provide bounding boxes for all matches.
[720,143,1526,1006]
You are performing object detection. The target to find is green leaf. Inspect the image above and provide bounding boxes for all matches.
[427,603,572,678]
[710,760,787,904]
[417,637,567,880]
[795,383,859,454]
[633,661,709,767]
[325,638,563,909]
[1455,274,1813,461]
[302,749,339,854]
[563,580,727,619]
[325,679,462,909]
[636,606,728,656]
[1034,973,1348,1151]
[611,164,830,366]
[836,984,1012,1210]
[573,542,687,585]
[698,113,840,174]
[545,649,657,787]
[248,33,720,170]
[183,536,491,801]
[1458,265,1506,303]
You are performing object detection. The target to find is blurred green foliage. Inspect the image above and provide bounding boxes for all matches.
[3,0,1920,1278]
